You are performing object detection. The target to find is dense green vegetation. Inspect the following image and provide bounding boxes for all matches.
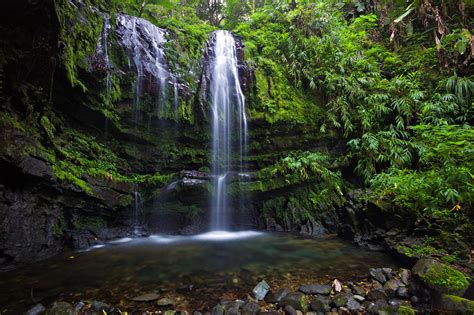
[1,0,472,267]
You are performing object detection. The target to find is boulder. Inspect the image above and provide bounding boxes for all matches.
[412,258,470,296]
[438,294,474,314]
[369,288,388,301]
[332,293,348,307]
[283,305,296,315]
[346,297,362,313]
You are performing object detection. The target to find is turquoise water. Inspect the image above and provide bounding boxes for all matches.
[0,232,398,313]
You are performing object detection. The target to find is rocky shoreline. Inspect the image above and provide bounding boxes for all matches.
[24,257,473,315]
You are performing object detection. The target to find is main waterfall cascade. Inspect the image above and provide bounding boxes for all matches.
[209,30,248,231]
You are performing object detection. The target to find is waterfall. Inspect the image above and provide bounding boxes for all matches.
[116,14,179,121]
[209,30,248,231]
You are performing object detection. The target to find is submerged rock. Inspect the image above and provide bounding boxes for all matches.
[298,284,332,295]
[157,297,175,307]
[25,303,46,315]
[130,293,160,302]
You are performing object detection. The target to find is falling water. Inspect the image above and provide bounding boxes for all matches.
[209,30,248,231]
[116,14,177,120]
[133,191,144,235]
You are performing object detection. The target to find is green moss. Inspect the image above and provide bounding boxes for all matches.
[440,294,474,313]
[422,262,470,293]
[397,306,416,315]
[73,215,106,230]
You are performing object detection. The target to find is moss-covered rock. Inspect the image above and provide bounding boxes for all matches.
[412,258,471,296]
[438,294,474,314]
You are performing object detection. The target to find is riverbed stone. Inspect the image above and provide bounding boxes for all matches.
[280,292,307,311]
[369,268,387,284]
[396,286,410,299]
[157,298,175,307]
[265,288,290,303]
[346,296,362,312]
[26,303,46,315]
[298,284,332,295]
[242,301,260,315]
[73,301,85,312]
[212,304,225,315]
[284,305,296,315]
[310,295,330,312]
[383,279,402,298]
[332,293,349,307]
[400,269,411,285]
[253,280,271,300]
[353,294,365,302]
[46,302,74,315]
[350,283,366,296]
[130,293,160,302]
[91,301,110,312]
[370,288,388,301]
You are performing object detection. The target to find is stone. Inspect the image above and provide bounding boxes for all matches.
[253,280,271,300]
[396,287,410,299]
[350,284,366,296]
[410,296,419,304]
[369,268,387,284]
[353,295,365,302]
[212,304,225,315]
[46,302,74,315]
[382,268,393,280]
[298,284,332,295]
[157,298,175,307]
[91,301,110,312]
[383,279,402,298]
[73,301,85,312]
[412,258,470,296]
[371,281,383,290]
[280,292,307,311]
[332,293,348,307]
[130,293,160,302]
[295,311,302,315]
[346,296,362,312]
[242,301,260,315]
[388,298,403,307]
[25,303,46,315]
[338,306,350,315]
[193,312,202,315]
[284,305,296,315]
[400,269,411,285]
[309,295,330,312]
[258,312,281,315]
[265,288,290,303]
[439,294,474,314]
[369,288,388,301]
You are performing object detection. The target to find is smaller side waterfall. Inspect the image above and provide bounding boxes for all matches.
[133,191,144,235]
[209,30,248,231]
[116,14,180,121]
